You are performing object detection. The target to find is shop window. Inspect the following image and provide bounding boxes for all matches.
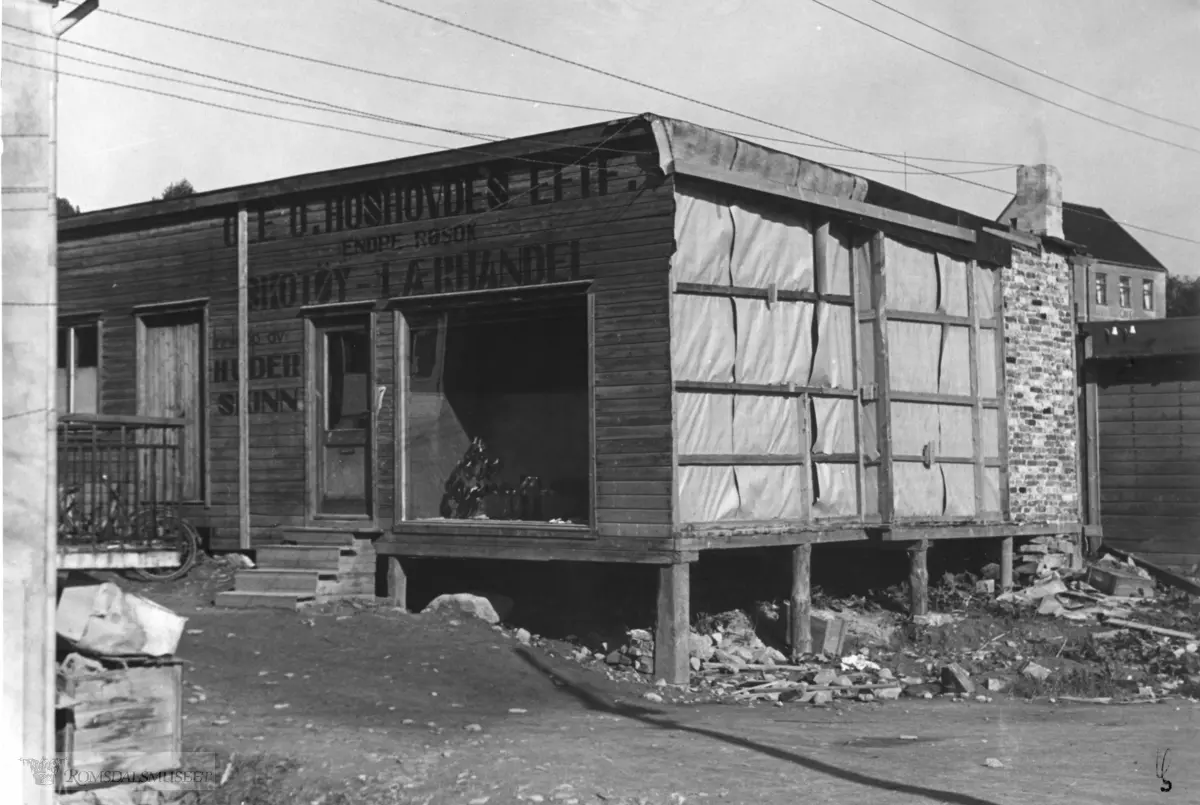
[1118,276,1132,309]
[1093,273,1107,306]
[1142,279,1155,311]
[57,321,99,414]
[403,293,590,525]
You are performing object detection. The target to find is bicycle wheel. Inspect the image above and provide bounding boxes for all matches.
[126,512,202,582]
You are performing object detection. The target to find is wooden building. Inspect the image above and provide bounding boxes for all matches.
[1081,317,1200,572]
[58,114,1084,682]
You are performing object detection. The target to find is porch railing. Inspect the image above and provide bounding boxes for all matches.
[57,414,187,553]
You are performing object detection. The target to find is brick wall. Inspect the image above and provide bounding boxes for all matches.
[1002,244,1080,528]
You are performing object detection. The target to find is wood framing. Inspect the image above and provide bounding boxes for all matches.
[237,207,250,549]
[789,543,812,659]
[869,231,895,523]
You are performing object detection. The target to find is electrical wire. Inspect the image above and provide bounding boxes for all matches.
[806,0,1200,155]
[370,0,1200,245]
[862,0,1200,135]
[69,4,1022,168]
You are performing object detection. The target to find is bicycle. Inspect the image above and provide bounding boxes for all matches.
[58,473,201,582]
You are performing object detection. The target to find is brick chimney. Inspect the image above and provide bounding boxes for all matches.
[1008,164,1063,240]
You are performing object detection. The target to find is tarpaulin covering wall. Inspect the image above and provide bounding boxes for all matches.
[883,239,1004,520]
[671,184,865,523]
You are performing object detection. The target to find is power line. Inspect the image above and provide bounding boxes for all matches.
[371,1,1200,246]
[806,0,1200,156]
[862,0,1200,135]
[75,5,1020,168]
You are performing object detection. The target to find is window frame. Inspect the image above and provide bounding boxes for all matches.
[57,316,102,415]
[1142,278,1155,311]
[1093,272,1108,307]
[1118,276,1132,309]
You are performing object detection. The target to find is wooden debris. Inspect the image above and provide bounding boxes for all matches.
[1101,547,1200,596]
[1103,618,1197,641]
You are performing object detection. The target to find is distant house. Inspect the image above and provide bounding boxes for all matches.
[997,168,1167,322]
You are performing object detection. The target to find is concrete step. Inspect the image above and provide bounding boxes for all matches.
[234,568,329,594]
[214,590,316,610]
[256,545,343,570]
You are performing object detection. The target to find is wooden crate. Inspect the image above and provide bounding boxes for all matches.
[56,661,183,787]
[1087,566,1156,599]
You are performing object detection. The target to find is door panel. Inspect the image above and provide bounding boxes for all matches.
[313,318,372,516]
[138,312,204,501]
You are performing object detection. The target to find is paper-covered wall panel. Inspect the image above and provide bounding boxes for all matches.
[977,329,998,398]
[860,401,879,461]
[814,464,857,517]
[854,238,873,308]
[858,321,876,387]
[941,465,976,516]
[733,299,813,384]
[810,304,854,388]
[735,465,805,520]
[937,405,974,457]
[887,321,940,393]
[893,463,944,517]
[891,403,938,455]
[981,467,1001,512]
[981,408,1000,458]
[677,392,734,454]
[974,263,997,316]
[678,466,740,522]
[729,204,814,290]
[812,397,856,454]
[818,227,853,295]
[733,395,802,455]
[673,295,735,382]
[938,327,972,396]
[887,240,938,313]
[863,465,879,517]
[672,189,734,285]
[938,254,969,316]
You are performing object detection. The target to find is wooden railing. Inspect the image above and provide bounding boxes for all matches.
[57,414,187,552]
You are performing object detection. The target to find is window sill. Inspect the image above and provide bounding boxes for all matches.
[395,519,594,540]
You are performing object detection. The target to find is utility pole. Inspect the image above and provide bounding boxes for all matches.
[3,2,97,802]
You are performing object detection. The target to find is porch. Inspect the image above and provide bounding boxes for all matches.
[56,414,189,570]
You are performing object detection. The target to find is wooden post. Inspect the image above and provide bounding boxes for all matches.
[869,232,895,523]
[790,544,812,660]
[966,260,985,516]
[1000,536,1014,592]
[386,556,407,610]
[654,562,690,685]
[236,206,250,549]
[908,539,929,616]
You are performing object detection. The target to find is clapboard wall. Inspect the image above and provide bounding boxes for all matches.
[1097,354,1200,572]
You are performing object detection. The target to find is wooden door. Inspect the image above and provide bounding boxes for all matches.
[138,311,204,501]
[312,315,373,517]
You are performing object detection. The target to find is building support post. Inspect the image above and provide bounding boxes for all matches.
[908,539,929,617]
[654,562,690,685]
[1000,537,1014,593]
[789,544,812,660]
[386,556,407,611]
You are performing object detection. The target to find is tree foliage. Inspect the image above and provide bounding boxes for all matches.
[1166,274,1200,318]
[156,179,195,201]
[56,197,80,219]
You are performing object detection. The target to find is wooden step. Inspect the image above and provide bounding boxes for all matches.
[234,568,328,594]
[256,545,343,570]
[279,529,376,549]
[214,591,316,610]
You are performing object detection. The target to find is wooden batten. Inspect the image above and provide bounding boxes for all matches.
[237,207,250,549]
[966,260,985,515]
[869,232,895,523]
[993,269,1011,517]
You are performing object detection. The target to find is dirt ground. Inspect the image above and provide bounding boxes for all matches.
[106,568,1200,805]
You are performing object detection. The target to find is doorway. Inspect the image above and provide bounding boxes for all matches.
[310,314,373,518]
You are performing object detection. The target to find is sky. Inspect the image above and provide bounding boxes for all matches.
[42,0,1200,275]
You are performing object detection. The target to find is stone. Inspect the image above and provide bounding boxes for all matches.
[981,563,1000,580]
[986,677,1007,692]
[714,649,746,670]
[635,659,652,674]
[984,758,1004,769]
[689,656,702,672]
[941,663,975,695]
[813,668,838,686]
[833,675,854,688]
[604,651,624,666]
[779,686,810,703]
[629,628,653,643]
[903,683,940,698]
[876,686,902,700]
[515,628,532,645]
[421,594,499,624]
[1021,661,1052,681]
[857,693,876,703]
[464,723,483,732]
[688,632,716,660]
[465,591,514,622]
[877,668,895,681]
[975,579,995,595]
[810,690,833,705]
[643,692,664,703]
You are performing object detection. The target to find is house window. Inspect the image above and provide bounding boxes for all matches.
[1118,276,1132,309]
[1093,273,1108,306]
[403,292,591,525]
[56,321,99,414]
[1142,279,1155,311]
